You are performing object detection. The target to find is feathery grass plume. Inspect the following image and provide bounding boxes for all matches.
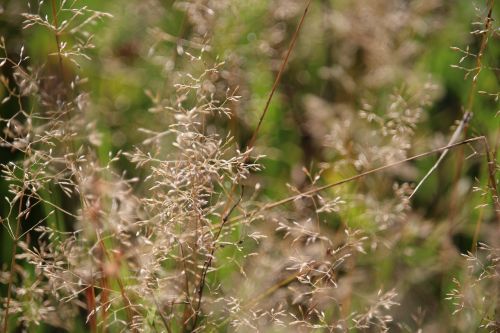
[0,0,498,332]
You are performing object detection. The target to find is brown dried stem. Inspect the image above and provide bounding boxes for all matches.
[448,0,495,223]
[2,191,24,333]
[51,0,65,80]
[189,1,314,330]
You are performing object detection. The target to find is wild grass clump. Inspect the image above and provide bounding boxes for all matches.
[0,0,498,332]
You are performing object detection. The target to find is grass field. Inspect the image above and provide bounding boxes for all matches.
[0,0,499,332]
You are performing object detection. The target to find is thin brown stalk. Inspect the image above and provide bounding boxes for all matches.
[463,0,494,116]
[2,191,24,333]
[100,276,109,333]
[100,237,139,332]
[153,296,173,333]
[87,217,137,332]
[85,279,98,333]
[246,0,313,150]
[115,276,137,331]
[190,188,243,331]
[445,13,499,326]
